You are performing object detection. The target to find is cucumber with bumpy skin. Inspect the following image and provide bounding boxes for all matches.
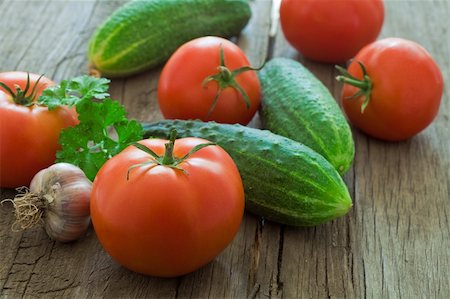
[259,58,355,175]
[88,0,251,77]
[143,120,352,226]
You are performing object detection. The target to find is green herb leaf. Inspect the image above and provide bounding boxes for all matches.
[56,98,143,181]
[48,75,144,180]
[69,75,110,100]
[39,75,110,110]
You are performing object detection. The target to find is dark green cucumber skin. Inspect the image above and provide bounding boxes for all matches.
[258,58,355,175]
[142,120,352,226]
[88,0,251,77]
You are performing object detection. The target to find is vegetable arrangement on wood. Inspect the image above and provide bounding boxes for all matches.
[1,0,445,279]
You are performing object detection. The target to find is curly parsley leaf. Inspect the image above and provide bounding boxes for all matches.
[39,75,110,110]
[55,85,143,181]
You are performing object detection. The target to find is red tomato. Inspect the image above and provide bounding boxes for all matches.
[338,38,444,141]
[279,0,385,63]
[157,36,261,125]
[90,135,245,277]
[0,72,78,187]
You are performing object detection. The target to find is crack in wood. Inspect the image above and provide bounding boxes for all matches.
[273,225,285,298]
[0,234,23,292]
[362,258,367,299]
[32,280,80,296]
[324,245,330,299]
[247,218,262,294]
[380,246,385,298]
[19,243,50,297]
[247,282,260,299]
[264,0,278,62]
[346,214,355,296]
[174,277,182,299]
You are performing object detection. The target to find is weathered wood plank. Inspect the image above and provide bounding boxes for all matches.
[353,1,450,298]
[0,1,143,298]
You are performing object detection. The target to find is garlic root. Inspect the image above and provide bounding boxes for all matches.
[3,163,92,242]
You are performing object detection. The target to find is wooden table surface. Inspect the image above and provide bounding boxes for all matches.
[1,0,449,298]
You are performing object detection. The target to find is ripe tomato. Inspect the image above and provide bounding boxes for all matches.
[279,0,384,63]
[157,36,261,125]
[337,38,444,141]
[90,133,245,277]
[0,72,78,188]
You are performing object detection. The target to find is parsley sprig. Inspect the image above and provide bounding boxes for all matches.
[38,75,143,181]
[39,76,110,110]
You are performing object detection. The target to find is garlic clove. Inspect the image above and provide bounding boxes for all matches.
[45,210,91,242]
[46,182,92,217]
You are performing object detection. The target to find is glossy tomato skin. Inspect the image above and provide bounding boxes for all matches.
[0,72,78,188]
[341,38,444,141]
[279,0,384,63]
[90,137,245,277]
[157,36,261,125]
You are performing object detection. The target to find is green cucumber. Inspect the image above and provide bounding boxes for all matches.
[88,0,251,77]
[258,58,355,175]
[143,120,352,226]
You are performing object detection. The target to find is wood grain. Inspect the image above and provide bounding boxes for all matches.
[1,0,449,298]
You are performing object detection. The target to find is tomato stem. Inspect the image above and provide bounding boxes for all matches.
[218,66,233,82]
[0,73,44,107]
[128,129,216,179]
[336,62,373,113]
[161,129,177,165]
[202,45,264,117]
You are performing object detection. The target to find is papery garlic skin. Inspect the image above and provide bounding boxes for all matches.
[30,163,92,242]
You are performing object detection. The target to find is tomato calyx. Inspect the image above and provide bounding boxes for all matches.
[127,129,215,179]
[336,62,373,113]
[202,46,263,116]
[0,73,44,107]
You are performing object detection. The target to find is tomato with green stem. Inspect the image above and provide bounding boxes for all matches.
[157,36,261,125]
[336,38,444,141]
[0,72,78,187]
[90,130,245,277]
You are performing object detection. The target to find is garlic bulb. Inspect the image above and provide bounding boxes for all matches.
[5,163,92,242]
